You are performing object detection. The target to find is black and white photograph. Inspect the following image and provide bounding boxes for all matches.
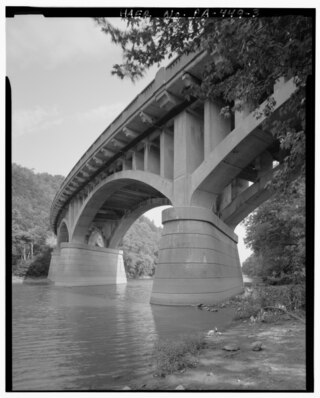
[6,5,315,393]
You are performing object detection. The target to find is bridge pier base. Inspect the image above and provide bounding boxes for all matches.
[48,243,127,286]
[150,207,244,306]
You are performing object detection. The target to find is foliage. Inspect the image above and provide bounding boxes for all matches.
[231,284,305,321]
[243,176,305,285]
[12,163,64,271]
[24,247,52,278]
[231,291,262,320]
[242,254,263,279]
[120,216,162,278]
[258,284,305,311]
[153,334,206,376]
[94,15,312,186]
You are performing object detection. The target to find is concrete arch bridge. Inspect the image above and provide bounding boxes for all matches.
[49,50,297,305]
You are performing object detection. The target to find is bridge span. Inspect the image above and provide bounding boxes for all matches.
[49,50,297,305]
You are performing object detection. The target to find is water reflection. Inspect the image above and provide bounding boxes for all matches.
[151,304,235,339]
[12,280,234,391]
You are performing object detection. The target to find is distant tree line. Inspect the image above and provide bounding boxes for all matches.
[12,163,64,275]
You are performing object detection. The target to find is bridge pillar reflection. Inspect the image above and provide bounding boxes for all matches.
[48,243,127,286]
[150,207,243,305]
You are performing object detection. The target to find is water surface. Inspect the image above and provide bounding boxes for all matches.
[12,279,234,391]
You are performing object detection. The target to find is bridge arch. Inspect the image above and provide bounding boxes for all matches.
[70,170,173,245]
[87,226,106,247]
[57,220,69,246]
[109,198,171,248]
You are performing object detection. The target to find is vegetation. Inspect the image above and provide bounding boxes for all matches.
[153,334,206,376]
[242,176,305,285]
[230,284,305,322]
[95,14,312,188]
[12,163,64,276]
[11,163,162,279]
[120,215,162,278]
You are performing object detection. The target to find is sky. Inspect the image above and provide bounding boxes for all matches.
[6,13,254,262]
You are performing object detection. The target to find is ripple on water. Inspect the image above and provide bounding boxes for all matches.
[12,280,234,390]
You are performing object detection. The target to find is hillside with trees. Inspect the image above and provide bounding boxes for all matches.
[11,163,163,278]
[12,163,64,270]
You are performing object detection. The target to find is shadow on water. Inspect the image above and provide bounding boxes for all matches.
[150,304,235,340]
[12,279,235,390]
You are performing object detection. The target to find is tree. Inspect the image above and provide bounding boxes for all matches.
[94,14,312,188]
[12,163,64,274]
[120,215,162,278]
[242,253,263,279]
[243,176,305,284]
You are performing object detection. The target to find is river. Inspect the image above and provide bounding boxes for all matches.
[12,279,235,391]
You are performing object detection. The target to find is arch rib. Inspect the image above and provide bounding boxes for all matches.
[70,170,173,243]
[109,198,171,248]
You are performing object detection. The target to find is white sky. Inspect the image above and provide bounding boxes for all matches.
[6,14,253,262]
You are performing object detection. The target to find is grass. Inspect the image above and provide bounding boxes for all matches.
[153,334,206,377]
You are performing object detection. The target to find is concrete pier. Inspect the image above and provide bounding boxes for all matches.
[150,207,243,305]
[48,243,127,286]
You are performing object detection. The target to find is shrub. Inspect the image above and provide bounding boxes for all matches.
[232,291,262,320]
[25,247,52,278]
[12,259,31,277]
[153,334,206,376]
[231,284,305,321]
[258,284,305,311]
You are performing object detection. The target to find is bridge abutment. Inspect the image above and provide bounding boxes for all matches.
[48,243,127,286]
[150,207,244,306]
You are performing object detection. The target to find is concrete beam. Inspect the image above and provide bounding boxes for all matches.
[191,78,297,197]
[155,90,181,110]
[85,163,97,172]
[110,138,124,148]
[181,72,201,88]
[91,156,104,166]
[173,110,204,206]
[160,130,174,180]
[220,166,279,229]
[144,142,160,175]
[121,157,132,170]
[132,151,144,170]
[78,170,90,178]
[139,111,155,125]
[204,100,231,158]
[99,147,116,157]
[123,127,140,139]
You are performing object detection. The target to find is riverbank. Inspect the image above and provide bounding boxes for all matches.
[12,276,52,285]
[124,316,306,391]
[12,277,306,391]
